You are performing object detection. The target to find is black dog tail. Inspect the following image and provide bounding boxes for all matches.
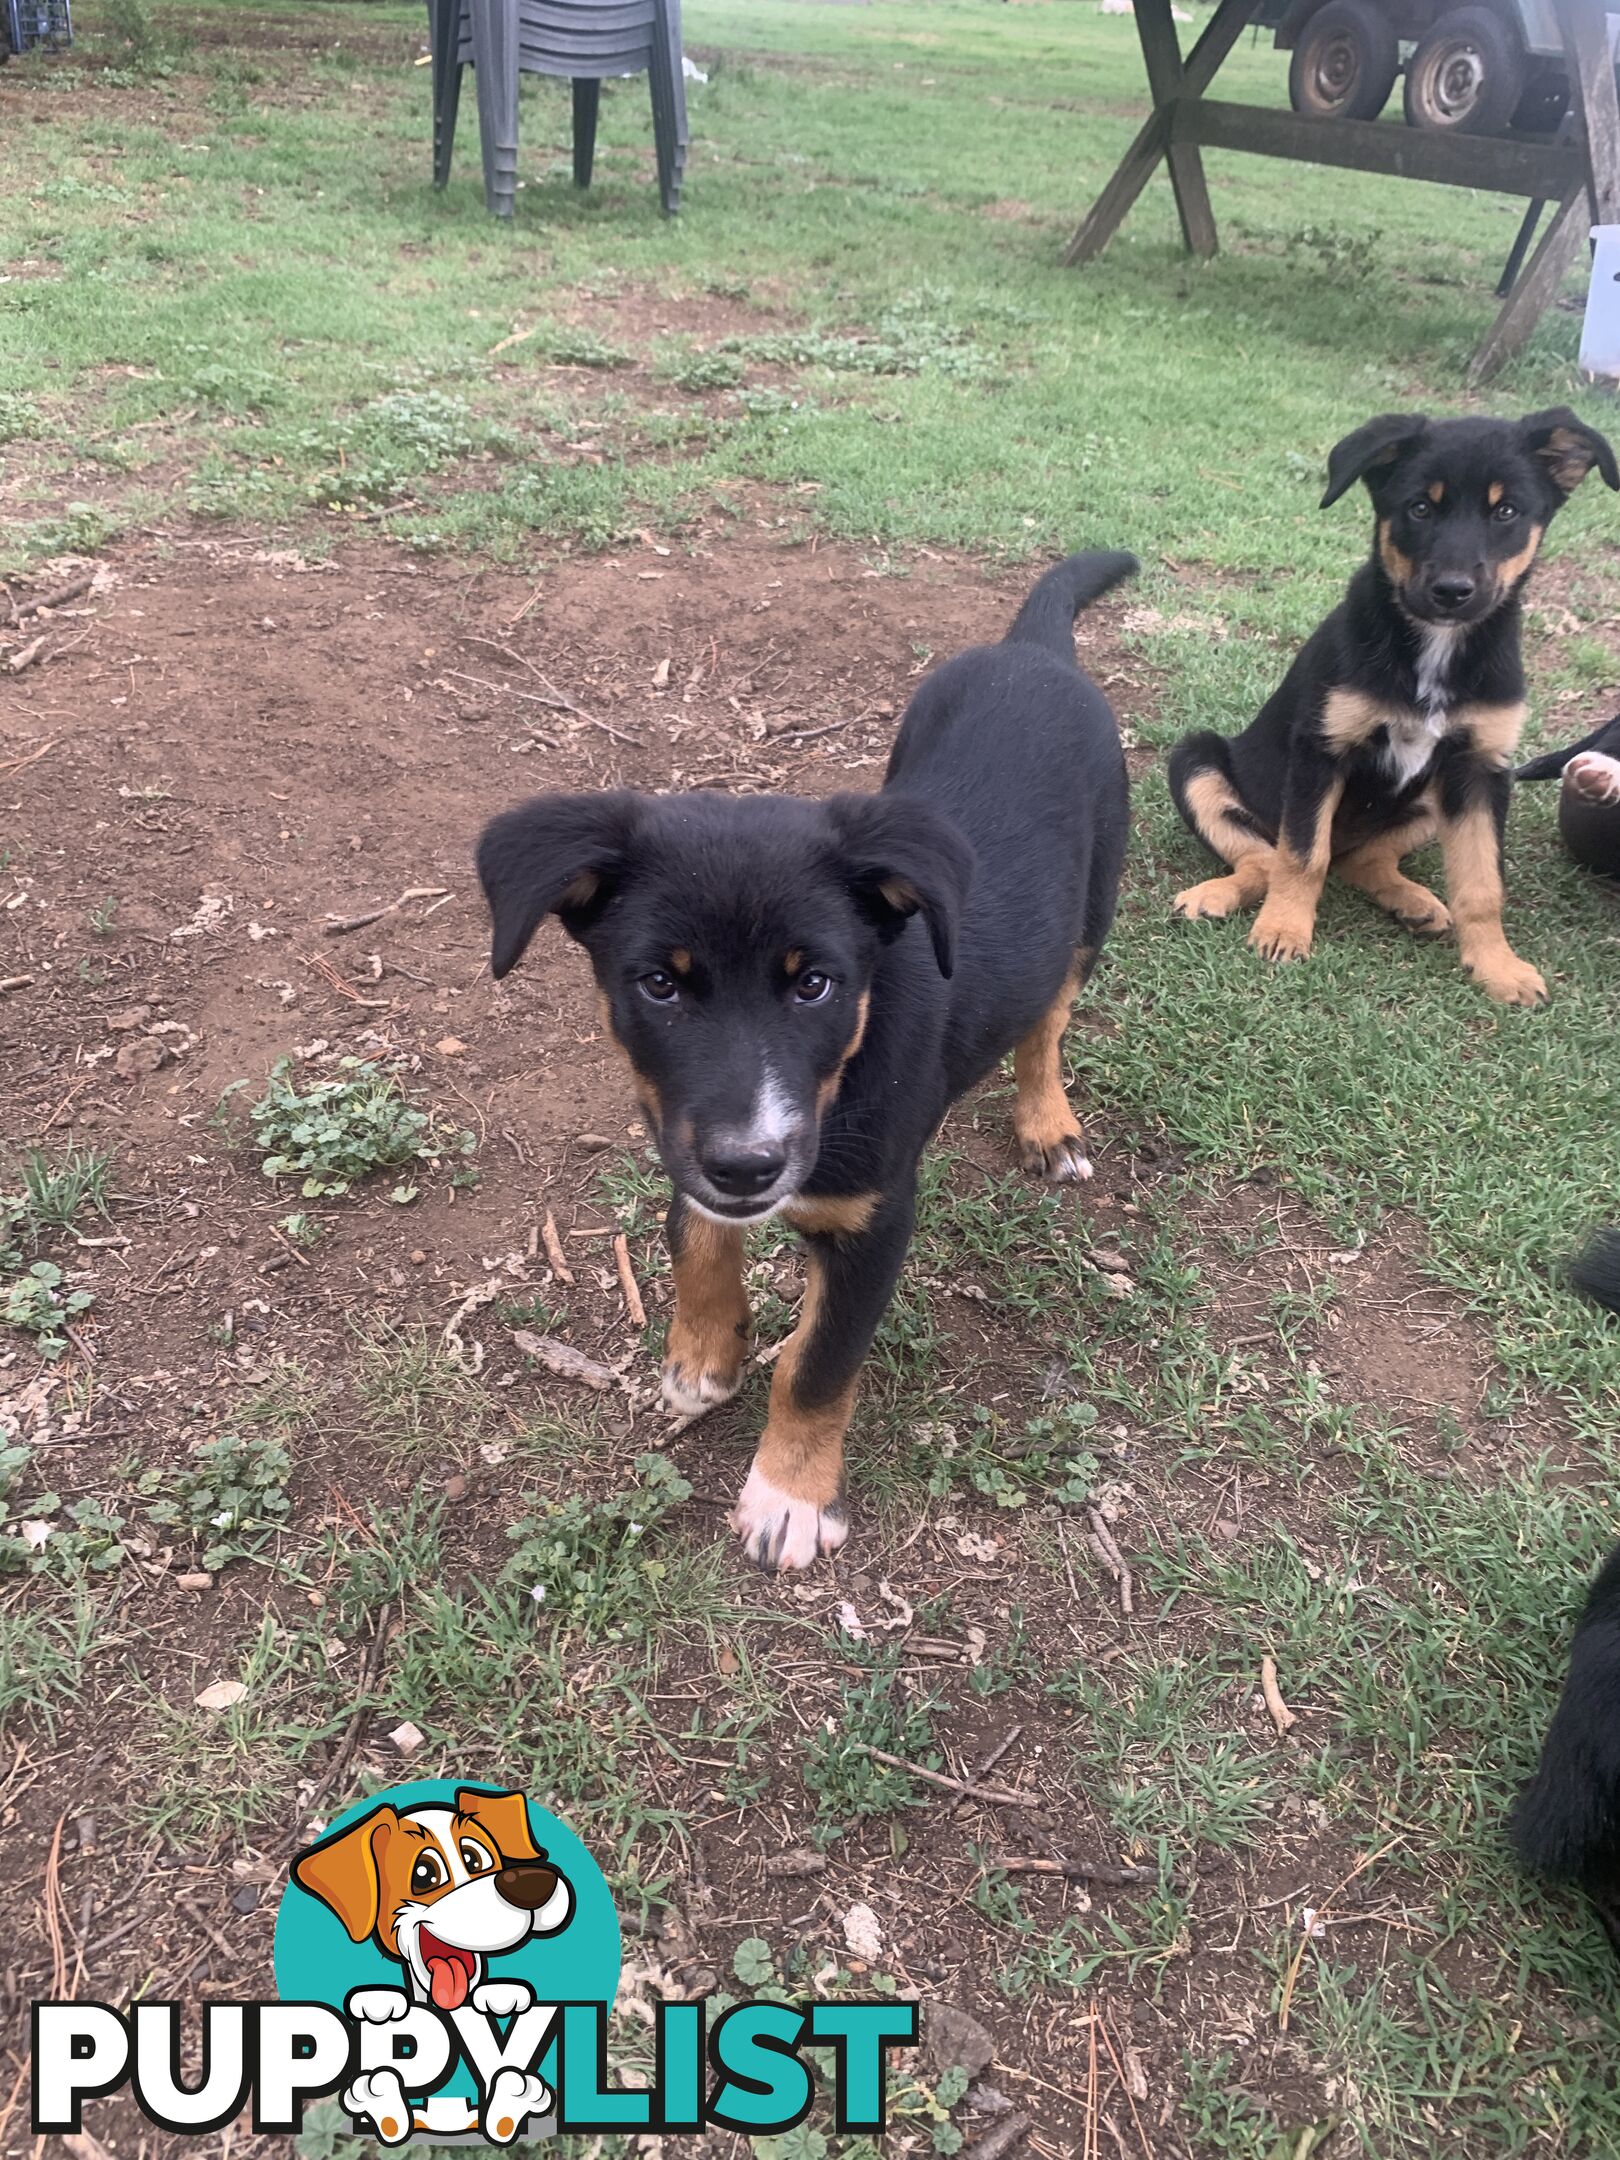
[1571,1227,1620,1314]
[1002,550,1138,660]
[1511,1545,1620,1913]
[1517,718,1619,781]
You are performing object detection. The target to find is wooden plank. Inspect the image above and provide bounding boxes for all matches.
[1554,0,1620,225]
[1062,108,1172,265]
[1133,0,1218,258]
[1469,187,1586,385]
[1062,0,1258,266]
[1173,100,1584,199]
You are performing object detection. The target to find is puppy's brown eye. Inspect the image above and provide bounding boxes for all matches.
[639,971,678,1003]
[794,971,832,1004]
[459,1841,491,1874]
[1408,498,1432,520]
[410,1852,445,1896]
[1492,502,1519,522]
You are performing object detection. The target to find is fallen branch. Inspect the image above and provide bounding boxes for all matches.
[512,1330,621,1391]
[1261,1654,1297,1737]
[540,1211,575,1284]
[1087,1508,1135,1617]
[322,884,449,936]
[7,635,46,674]
[614,1232,647,1328]
[994,1854,1157,1888]
[16,571,96,618]
[849,1743,1037,1808]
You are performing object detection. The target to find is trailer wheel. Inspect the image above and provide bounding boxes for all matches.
[1404,5,1526,135]
[1287,0,1399,122]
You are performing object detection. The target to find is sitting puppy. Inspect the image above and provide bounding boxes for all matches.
[478,551,1134,1570]
[1170,408,1617,1004]
[1518,714,1620,881]
[1512,1231,1620,1953]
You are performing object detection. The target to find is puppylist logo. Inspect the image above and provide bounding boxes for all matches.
[31,1780,918,2144]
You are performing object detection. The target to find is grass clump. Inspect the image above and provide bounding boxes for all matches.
[801,1651,941,1834]
[143,1433,295,1569]
[503,1451,698,1638]
[246,1057,468,1200]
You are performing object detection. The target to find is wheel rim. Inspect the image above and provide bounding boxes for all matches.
[1309,29,1360,107]
[1422,37,1485,123]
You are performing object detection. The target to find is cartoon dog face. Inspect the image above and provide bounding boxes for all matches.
[292,1787,574,2010]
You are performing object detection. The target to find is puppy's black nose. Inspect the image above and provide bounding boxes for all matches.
[1430,574,1477,613]
[702,1145,787,1197]
[495,1862,561,1910]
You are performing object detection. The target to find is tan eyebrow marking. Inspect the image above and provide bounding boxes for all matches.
[784,949,804,974]
[671,948,692,976]
[1427,482,1445,504]
[1488,481,1504,506]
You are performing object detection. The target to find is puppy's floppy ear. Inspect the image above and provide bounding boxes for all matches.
[476,791,642,979]
[455,1786,540,1864]
[292,1804,398,1943]
[1519,407,1620,497]
[1320,412,1430,508]
[825,792,974,980]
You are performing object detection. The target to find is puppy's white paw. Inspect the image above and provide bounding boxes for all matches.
[483,2068,553,2144]
[346,1987,411,2025]
[1568,750,1620,805]
[471,1978,535,2018]
[343,2069,412,2145]
[661,1359,743,1418]
[730,1465,848,1573]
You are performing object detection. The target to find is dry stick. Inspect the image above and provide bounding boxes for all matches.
[0,739,57,776]
[16,571,96,618]
[286,1603,398,1849]
[322,884,449,936]
[850,1743,1037,1808]
[951,1723,1024,1818]
[1261,1653,1297,1737]
[0,975,34,996]
[1084,1998,1098,2160]
[1094,2007,1155,2160]
[1276,1838,1400,2033]
[1087,1507,1135,1617]
[447,659,638,745]
[301,950,394,1008]
[6,636,46,675]
[540,1211,574,1284]
[995,1854,1157,1888]
[43,1815,69,1998]
[267,1221,312,1270]
[614,1232,647,1328]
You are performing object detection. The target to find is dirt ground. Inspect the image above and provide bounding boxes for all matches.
[0,520,1537,2158]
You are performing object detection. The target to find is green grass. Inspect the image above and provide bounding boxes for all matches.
[4,3,1620,2150]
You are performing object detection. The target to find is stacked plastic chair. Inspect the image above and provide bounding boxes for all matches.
[427,0,688,218]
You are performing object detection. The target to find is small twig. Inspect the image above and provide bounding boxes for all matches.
[994,1855,1157,1888]
[952,1724,1024,1817]
[1261,1654,1297,1737]
[6,635,46,674]
[0,738,57,776]
[1276,1839,1400,2032]
[850,1743,1036,1808]
[0,975,34,995]
[322,884,449,936]
[614,1232,647,1328]
[540,1211,574,1284]
[285,1603,397,1846]
[15,571,95,618]
[1087,1508,1135,1616]
[489,324,538,356]
[300,950,395,1008]
[267,1222,311,1270]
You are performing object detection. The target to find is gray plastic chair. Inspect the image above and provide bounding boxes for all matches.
[428,0,687,218]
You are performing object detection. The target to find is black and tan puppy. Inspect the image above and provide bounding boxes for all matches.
[1518,713,1620,881]
[1169,408,1617,1004]
[477,550,1134,1571]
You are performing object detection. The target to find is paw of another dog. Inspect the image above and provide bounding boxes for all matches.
[730,1466,848,1573]
[1021,1133,1093,1183]
[483,2069,553,2144]
[343,2070,413,2145]
[472,1978,535,2018]
[1248,910,1312,964]
[1568,750,1620,805]
[1173,876,1247,921]
[661,1358,743,1419]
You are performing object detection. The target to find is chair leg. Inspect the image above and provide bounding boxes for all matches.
[647,21,687,214]
[429,0,464,189]
[468,0,520,217]
[572,77,600,188]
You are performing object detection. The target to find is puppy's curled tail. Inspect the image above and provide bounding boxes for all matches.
[1517,717,1620,781]
[1166,730,1232,836]
[1002,550,1138,660]
[1571,1227,1620,1314]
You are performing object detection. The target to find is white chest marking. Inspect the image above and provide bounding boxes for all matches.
[1380,626,1465,787]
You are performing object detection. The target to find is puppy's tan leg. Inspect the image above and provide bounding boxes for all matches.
[1334,805,1452,936]
[1250,772,1345,964]
[732,1250,853,1572]
[661,1202,750,1417]
[1173,770,1275,919]
[1012,954,1092,1183]
[1439,791,1547,1006]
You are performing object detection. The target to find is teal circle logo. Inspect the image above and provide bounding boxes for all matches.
[274,1782,620,2141]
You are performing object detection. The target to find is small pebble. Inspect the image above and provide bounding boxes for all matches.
[410,1249,427,1265]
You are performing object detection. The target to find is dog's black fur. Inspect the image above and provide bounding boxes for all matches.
[477,549,1134,1569]
[1518,713,1620,880]
[1512,1236,1620,1951]
[1168,408,1617,1004]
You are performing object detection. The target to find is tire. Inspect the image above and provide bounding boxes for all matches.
[1287,0,1399,122]
[1404,5,1526,136]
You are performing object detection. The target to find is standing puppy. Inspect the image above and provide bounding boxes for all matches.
[478,551,1134,1571]
[1169,408,1616,1004]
